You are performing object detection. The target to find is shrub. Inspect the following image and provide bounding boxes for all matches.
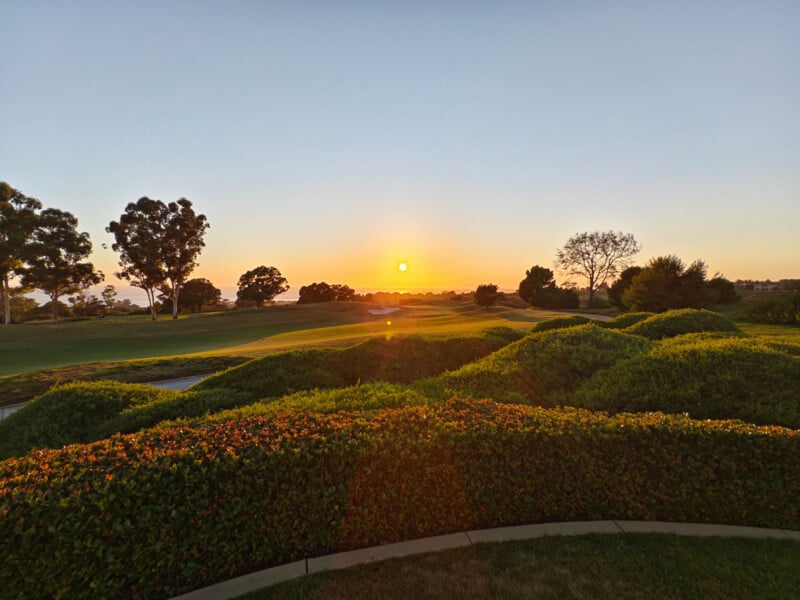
[0,382,175,460]
[573,337,800,428]
[601,311,655,329]
[2,399,798,598]
[622,309,741,340]
[432,325,651,406]
[742,293,800,326]
[531,315,592,332]
[197,329,522,398]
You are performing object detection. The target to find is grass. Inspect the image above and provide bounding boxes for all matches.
[240,534,800,600]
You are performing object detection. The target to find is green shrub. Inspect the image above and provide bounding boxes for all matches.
[573,337,800,428]
[601,311,655,329]
[432,325,651,406]
[531,315,592,332]
[0,381,175,460]
[197,329,522,398]
[742,293,800,326]
[2,399,798,598]
[622,309,741,340]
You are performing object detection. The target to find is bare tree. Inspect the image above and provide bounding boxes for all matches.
[555,231,640,304]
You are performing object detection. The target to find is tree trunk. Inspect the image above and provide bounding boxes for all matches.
[1,275,9,326]
[172,285,179,320]
[51,293,59,320]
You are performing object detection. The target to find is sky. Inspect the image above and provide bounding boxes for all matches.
[2,0,798,302]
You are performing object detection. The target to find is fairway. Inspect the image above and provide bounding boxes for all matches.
[0,302,568,376]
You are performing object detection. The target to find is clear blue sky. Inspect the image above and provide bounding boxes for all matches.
[2,1,798,301]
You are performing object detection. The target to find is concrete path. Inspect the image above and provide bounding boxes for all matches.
[170,520,800,600]
[148,375,208,391]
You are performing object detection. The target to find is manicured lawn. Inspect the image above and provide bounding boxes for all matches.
[241,534,800,600]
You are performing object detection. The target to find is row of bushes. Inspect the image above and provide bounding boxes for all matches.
[196,327,523,398]
[2,399,798,598]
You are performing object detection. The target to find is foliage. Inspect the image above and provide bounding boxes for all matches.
[601,311,654,329]
[517,265,579,308]
[433,325,651,406]
[474,283,499,309]
[531,315,592,332]
[197,329,523,399]
[0,182,42,325]
[555,231,640,304]
[107,197,210,320]
[621,309,741,340]
[2,399,799,598]
[177,278,221,313]
[741,290,800,326]
[297,282,356,304]
[573,337,800,428]
[607,266,642,309]
[706,276,739,305]
[19,208,103,320]
[236,265,290,307]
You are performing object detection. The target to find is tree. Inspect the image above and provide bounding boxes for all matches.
[107,197,209,320]
[607,266,643,309]
[555,231,640,305]
[101,284,118,312]
[178,278,221,312]
[623,255,716,312]
[236,266,289,307]
[297,282,356,304]
[20,208,103,320]
[474,283,499,310]
[706,276,738,305]
[0,182,42,325]
[517,265,579,309]
[68,292,104,316]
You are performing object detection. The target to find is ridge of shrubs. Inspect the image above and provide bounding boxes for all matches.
[2,399,798,599]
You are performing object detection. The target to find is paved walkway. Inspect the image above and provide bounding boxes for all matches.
[170,520,800,600]
[148,374,208,391]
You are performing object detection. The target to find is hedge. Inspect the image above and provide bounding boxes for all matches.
[573,337,800,428]
[601,311,655,329]
[2,399,798,598]
[430,325,651,406]
[196,328,523,398]
[531,315,592,332]
[622,309,741,340]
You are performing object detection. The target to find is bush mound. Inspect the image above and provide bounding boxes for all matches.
[197,329,523,398]
[431,325,651,406]
[573,337,800,428]
[2,399,798,599]
[531,315,592,332]
[622,309,740,340]
[601,312,655,329]
[0,382,254,460]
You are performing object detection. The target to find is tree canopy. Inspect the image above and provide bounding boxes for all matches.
[297,282,356,304]
[236,266,289,307]
[623,255,716,312]
[474,283,499,310]
[517,265,579,309]
[0,182,42,325]
[107,197,209,320]
[179,278,221,312]
[20,208,103,320]
[555,231,640,304]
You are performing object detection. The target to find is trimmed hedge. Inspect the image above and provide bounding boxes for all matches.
[196,329,523,398]
[573,337,800,428]
[2,399,798,598]
[0,382,254,460]
[531,315,592,332]
[622,309,740,340]
[430,325,651,406]
[601,311,655,329]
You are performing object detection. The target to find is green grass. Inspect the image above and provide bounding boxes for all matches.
[241,534,800,600]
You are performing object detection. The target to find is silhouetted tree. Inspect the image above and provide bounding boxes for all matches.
[101,284,118,312]
[236,266,289,307]
[474,283,499,310]
[179,278,221,312]
[297,282,356,304]
[623,255,716,312]
[0,182,42,325]
[21,208,103,320]
[555,231,640,304]
[518,265,579,309]
[608,266,643,309]
[107,197,209,320]
[706,276,738,305]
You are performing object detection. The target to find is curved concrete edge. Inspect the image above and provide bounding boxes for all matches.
[169,521,800,600]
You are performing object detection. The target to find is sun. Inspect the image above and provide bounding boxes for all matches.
[398,262,408,272]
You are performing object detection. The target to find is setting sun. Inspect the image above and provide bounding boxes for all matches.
[398,262,408,272]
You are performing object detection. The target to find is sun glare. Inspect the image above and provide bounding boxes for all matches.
[398,262,408,272]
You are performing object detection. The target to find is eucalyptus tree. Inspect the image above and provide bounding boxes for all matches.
[20,208,103,320]
[107,197,209,320]
[0,182,41,325]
